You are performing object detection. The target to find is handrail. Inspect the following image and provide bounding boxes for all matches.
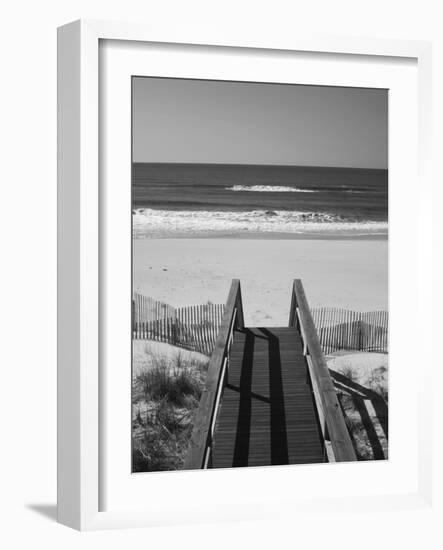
[289,280,357,462]
[184,279,244,469]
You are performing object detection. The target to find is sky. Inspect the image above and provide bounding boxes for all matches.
[132,77,388,169]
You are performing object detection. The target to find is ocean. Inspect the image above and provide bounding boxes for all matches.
[132,163,388,238]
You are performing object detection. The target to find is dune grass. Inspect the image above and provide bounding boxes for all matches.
[132,345,209,472]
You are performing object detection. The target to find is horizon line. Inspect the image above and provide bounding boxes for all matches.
[132,161,388,171]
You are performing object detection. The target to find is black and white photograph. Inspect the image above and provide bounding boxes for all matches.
[131,77,389,472]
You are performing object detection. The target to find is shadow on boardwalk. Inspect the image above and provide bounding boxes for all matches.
[225,328,290,467]
[329,369,388,460]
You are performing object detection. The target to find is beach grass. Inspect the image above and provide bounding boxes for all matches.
[132,343,209,472]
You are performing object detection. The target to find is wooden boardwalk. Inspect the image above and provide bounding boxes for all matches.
[212,327,325,467]
[184,280,357,470]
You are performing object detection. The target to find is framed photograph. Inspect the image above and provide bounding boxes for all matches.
[57,20,432,530]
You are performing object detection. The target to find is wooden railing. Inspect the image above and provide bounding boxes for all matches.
[184,279,244,469]
[289,280,357,462]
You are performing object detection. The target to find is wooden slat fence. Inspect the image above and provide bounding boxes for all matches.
[132,293,225,356]
[132,293,175,324]
[311,307,388,354]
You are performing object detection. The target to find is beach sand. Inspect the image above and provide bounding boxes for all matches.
[132,340,208,379]
[133,238,388,326]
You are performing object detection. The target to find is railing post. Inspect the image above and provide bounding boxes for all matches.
[233,279,244,329]
[288,283,297,328]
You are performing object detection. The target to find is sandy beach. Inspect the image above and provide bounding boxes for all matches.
[133,238,388,326]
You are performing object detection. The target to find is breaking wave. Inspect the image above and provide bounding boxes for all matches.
[132,208,387,237]
[226,185,317,193]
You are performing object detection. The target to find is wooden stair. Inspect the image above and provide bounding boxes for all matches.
[211,327,325,468]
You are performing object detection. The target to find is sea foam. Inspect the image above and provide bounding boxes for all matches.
[132,208,388,238]
[226,185,317,193]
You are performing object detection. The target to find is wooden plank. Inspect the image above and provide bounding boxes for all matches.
[212,326,324,468]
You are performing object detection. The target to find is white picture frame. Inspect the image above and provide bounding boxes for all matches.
[57,19,433,531]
